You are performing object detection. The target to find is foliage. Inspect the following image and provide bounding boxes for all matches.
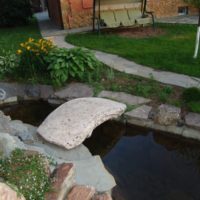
[66,24,200,77]
[45,47,101,86]
[187,101,200,113]
[16,38,54,77]
[0,0,32,27]
[182,87,200,102]
[184,0,200,8]
[0,51,19,77]
[0,149,50,200]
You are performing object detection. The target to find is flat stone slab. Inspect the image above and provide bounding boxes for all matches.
[125,105,152,120]
[185,112,200,130]
[64,156,116,193]
[54,83,93,100]
[98,90,151,105]
[37,97,126,149]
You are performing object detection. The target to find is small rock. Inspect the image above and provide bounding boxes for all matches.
[185,112,200,130]
[0,182,25,200]
[154,104,181,126]
[39,85,54,99]
[9,120,35,144]
[0,96,18,105]
[93,193,112,200]
[125,105,152,120]
[67,185,95,200]
[48,98,65,105]
[54,83,93,100]
[25,84,40,98]
[98,90,151,105]
[0,133,26,157]
[45,163,75,200]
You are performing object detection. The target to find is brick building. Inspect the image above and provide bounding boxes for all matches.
[47,0,198,29]
[147,0,198,18]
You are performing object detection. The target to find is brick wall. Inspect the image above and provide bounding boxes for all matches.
[60,0,93,29]
[147,0,198,18]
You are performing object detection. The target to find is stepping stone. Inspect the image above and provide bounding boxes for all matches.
[67,185,95,200]
[125,105,152,120]
[54,83,93,100]
[45,163,75,200]
[37,97,126,149]
[63,156,116,193]
[185,112,200,130]
[98,90,151,105]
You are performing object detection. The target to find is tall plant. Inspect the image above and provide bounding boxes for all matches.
[184,0,200,58]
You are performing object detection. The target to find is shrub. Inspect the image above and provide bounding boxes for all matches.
[0,51,19,77]
[0,149,50,200]
[17,38,54,77]
[182,87,200,102]
[187,101,200,113]
[0,0,32,27]
[45,47,101,86]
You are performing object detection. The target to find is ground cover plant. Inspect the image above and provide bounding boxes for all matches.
[0,149,50,200]
[66,23,200,77]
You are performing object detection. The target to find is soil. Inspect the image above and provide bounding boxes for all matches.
[103,26,165,38]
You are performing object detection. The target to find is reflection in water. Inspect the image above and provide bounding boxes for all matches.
[86,122,200,200]
[0,100,56,126]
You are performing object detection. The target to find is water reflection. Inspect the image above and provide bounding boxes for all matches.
[86,122,200,200]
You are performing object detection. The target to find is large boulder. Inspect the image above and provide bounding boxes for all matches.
[37,97,126,149]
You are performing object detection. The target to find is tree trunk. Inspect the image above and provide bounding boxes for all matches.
[193,8,200,59]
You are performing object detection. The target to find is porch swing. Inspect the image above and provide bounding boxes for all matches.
[92,0,155,32]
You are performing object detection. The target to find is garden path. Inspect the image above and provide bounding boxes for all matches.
[36,12,200,88]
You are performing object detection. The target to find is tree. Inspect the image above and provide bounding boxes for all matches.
[184,0,200,58]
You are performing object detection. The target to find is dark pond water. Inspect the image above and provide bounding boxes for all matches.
[2,101,200,200]
[85,121,200,200]
[0,100,56,126]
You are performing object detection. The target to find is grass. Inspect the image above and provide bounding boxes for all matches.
[88,64,182,105]
[0,19,41,55]
[66,23,200,77]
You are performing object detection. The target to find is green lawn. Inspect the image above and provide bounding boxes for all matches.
[0,20,41,55]
[66,23,200,77]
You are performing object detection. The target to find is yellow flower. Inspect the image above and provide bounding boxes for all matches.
[20,43,24,47]
[17,49,22,55]
[28,38,34,43]
[27,46,31,50]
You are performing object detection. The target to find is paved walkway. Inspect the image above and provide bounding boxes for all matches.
[36,12,200,88]
[157,15,198,24]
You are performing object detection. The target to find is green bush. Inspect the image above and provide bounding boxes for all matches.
[187,101,200,113]
[0,0,32,27]
[45,47,101,86]
[16,38,54,77]
[0,149,50,200]
[182,87,200,102]
[0,51,19,77]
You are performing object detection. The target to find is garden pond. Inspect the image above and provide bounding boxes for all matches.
[1,100,200,200]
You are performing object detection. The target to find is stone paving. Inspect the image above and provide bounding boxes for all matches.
[35,13,200,89]
[157,15,198,24]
